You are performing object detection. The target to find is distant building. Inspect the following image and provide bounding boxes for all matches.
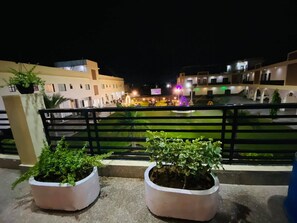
[176,50,297,105]
[0,59,125,110]
[226,58,264,73]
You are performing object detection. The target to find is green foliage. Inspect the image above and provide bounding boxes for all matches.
[226,109,255,123]
[2,64,45,92]
[43,93,70,108]
[270,89,282,117]
[11,137,112,190]
[145,130,223,187]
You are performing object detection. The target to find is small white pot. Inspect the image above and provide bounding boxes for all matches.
[144,163,220,221]
[29,166,100,211]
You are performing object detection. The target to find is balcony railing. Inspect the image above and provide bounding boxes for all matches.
[38,103,297,165]
[260,80,285,85]
[242,80,254,84]
[0,111,17,154]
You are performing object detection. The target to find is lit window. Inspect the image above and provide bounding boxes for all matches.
[58,84,67,92]
[45,84,55,92]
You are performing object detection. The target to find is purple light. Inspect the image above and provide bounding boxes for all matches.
[176,84,182,90]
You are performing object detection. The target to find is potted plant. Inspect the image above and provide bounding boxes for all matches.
[11,137,112,211]
[2,64,45,94]
[144,130,223,221]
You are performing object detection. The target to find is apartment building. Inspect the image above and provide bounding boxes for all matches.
[0,59,125,110]
[176,50,297,104]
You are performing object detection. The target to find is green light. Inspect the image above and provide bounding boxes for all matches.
[221,86,227,90]
[194,88,200,92]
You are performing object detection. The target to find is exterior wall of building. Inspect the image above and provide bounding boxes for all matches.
[97,74,125,107]
[0,60,125,110]
[263,65,287,81]
[176,52,297,102]
[286,63,297,85]
[177,72,242,96]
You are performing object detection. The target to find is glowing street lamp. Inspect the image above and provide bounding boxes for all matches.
[175,85,182,101]
[132,90,138,97]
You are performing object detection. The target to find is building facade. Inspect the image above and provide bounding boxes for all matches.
[0,59,125,110]
[176,50,297,105]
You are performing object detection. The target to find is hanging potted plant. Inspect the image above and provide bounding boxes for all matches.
[2,64,45,94]
[144,130,223,221]
[11,137,112,211]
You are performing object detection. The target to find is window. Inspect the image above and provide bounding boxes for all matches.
[94,85,99,95]
[69,84,73,89]
[45,84,55,92]
[210,78,217,84]
[85,84,90,90]
[91,69,97,80]
[101,84,105,89]
[80,84,83,89]
[58,84,67,92]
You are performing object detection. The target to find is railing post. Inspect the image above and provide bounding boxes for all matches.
[229,108,238,164]
[221,109,227,151]
[84,110,94,156]
[39,110,51,146]
[92,110,101,154]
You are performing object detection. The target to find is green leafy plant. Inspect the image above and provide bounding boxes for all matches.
[11,137,112,190]
[145,130,223,189]
[43,93,70,109]
[270,89,282,118]
[2,64,45,92]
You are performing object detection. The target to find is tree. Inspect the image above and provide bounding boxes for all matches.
[43,93,70,109]
[114,106,148,148]
[43,93,71,130]
[270,89,282,117]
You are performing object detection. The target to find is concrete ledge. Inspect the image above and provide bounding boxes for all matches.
[1,157,293,185]
[100,160,150,178]
[0,154,20,169]
[215,164,292,185]
[101,160,292,185]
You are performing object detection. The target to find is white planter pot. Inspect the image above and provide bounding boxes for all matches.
[144,163,220,221]
[29,166,100,211]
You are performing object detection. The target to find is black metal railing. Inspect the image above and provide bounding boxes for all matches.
[260,80,285,85]
[38,103,297,164]
[0,111,17,155]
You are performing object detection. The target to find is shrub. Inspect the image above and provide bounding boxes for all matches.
[11,137,112,189]
[145,130,223,189]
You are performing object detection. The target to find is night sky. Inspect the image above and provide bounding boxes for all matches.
[1,1,297,85]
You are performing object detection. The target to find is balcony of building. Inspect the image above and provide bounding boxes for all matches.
[1,97,297,223]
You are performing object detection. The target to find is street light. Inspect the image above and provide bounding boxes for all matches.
[186,82,194,106]
[175,85,182,102]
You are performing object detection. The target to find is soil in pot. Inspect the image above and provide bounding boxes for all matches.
[34,166,93,183]
[149,166,214,190]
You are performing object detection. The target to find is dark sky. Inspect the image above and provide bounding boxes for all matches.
[1,1,297,85]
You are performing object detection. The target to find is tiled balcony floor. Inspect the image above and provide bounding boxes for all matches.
[0,168,289,223]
